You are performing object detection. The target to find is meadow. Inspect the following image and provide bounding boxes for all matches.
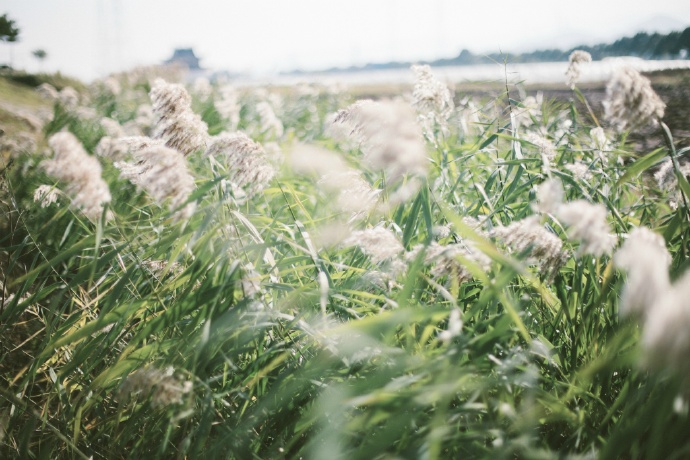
[1,57,690,459]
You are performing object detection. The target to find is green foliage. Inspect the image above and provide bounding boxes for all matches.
[32,49,47,61]
[0,13,19,43]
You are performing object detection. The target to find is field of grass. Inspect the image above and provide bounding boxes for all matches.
[1,62,690,459]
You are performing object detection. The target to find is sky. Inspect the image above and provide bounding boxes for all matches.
[3,0,690,82]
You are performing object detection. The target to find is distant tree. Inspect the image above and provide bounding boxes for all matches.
[678,27,690,57]
[0,14,19,41]
[0,13,20,67]
[32,49,47,71]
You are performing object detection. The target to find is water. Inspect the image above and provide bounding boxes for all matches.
[234,58,690,87]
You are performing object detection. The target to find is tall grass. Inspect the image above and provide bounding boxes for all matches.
[1,64,689,459]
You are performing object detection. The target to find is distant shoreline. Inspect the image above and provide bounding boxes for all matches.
[233,58,690,88]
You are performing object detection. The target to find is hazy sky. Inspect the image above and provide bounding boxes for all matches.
[3,0,690,81]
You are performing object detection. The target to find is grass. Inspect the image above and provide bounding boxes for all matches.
[1,66,689,459]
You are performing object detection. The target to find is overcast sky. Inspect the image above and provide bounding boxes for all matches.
[3,0,690,81]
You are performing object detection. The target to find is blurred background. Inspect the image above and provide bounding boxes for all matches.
[2,0,690,82]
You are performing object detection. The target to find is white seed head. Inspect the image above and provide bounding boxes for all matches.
[411,64,454,117]
[36,83,59,101]
[523,132,557,161]
[411,64,454,142]
[408,241,491,285]
[589,127,610,151]
[327,99,375,143]
[206,132,275,198]
[614,226,672,317]
[58,87,80,109]
[215,84,241,130]
[96,135,164,161]
[492,215,569,280]
[642,268,690,377]
[654,159,690,210]
[33,185,60,208]
[288,143,348,177]
[256,101,284,139]
[102,77,122,96]
[240,263,262,298]
[357,100,428,183]
[555,200,617,257]
[100,117,126,138]
[116,144,196,220]
[565,50,592,88]
[342,226,404,264]
[119,366,192,409]
[135,104,154,132]
[192,77,213,100]
[329,99,427,187]
[603,67,665,132]
[533,178,565,214]
[44,132,111,220]
[318,169,381,219]
[150,78,209,156]
[564,161,593,181]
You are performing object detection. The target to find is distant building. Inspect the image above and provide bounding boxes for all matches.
[164,48,202,71]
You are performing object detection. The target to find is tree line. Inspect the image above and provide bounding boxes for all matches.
[312,26,690,74]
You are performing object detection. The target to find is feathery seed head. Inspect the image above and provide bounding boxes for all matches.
[215,84,241,130]
[555,200,617,257]
[44,132,111,220]
[329,99,427,185]
[96,135,164,161]
[102,77,122,96]
[100,117,126,138]
[33,185,60,208]
[240,263,262,298]
[565,50,592,88]
[411,64,454,116]
[654,159,690,210]
[408,241,491,286]
[533,178,565,214]
[256,101,284,139]
[205,132,274,199]
[192,77,213,100]
[135,104,154,133]
[59,87,80,109]
[534,178,616,257]
[318,170,381,218]
[492,216,568,280]
[116,144,196,220]
[411,64,454,142]
[356,100,428,182]
[150,78,209,156]
[589,127,610,151]
[523,132,557,161]
[615,227,671,317]
[342,227,404,264]
[641,269,690,377]
[288,143,348,177]
[564,161,593,181]
[36,83,59,101]
[119,366,192,409]
[603,67,665,132]
[327,99,375,143]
